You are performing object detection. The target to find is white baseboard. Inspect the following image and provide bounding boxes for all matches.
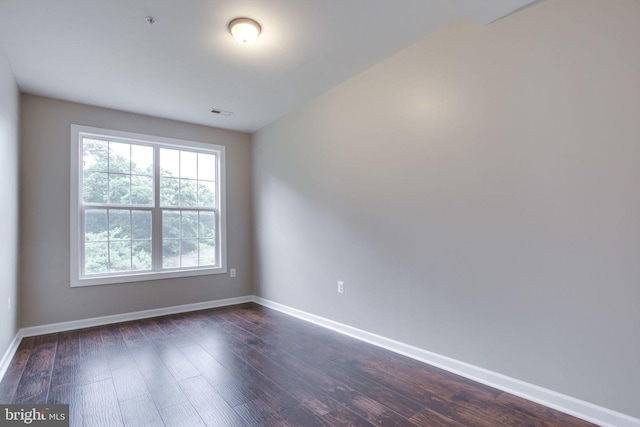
[252,296,640,427]
[19,296,253,338]
[0,331,22,382]
[2,295,638,427]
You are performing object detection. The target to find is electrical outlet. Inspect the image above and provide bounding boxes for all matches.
[230,268,236,278]
[338,281,344,294]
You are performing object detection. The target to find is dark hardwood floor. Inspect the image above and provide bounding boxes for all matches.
[0,303,596,426]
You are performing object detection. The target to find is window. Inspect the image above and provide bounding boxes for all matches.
[70,125,226,287]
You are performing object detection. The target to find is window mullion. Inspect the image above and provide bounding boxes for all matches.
[215,208,220,268]
[152,146,162,272]
[80,206,86,278]
[106,207,111,273]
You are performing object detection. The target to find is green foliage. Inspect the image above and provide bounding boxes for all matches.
[81,138,216,274]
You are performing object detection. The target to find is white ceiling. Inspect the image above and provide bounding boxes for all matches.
[0,0,534,133]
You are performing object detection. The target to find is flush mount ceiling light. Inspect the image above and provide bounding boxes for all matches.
[229,18,261,44]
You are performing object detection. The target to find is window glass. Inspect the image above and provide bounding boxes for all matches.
[72,125,226,286]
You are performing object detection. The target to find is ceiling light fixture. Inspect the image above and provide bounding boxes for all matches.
[229,18,261,44]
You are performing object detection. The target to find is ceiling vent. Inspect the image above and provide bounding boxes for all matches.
[211,108,233,116]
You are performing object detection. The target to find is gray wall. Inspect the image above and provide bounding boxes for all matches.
[253,0,640,418]
[0,50,20,356]
[20,94,252,327]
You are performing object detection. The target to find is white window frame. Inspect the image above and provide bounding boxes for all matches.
[70,125,227,287]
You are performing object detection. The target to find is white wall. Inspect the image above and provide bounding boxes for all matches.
[0,50,19,358]
[20,94,252,327]
[253,0,640,419]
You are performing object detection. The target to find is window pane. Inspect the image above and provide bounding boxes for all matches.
[109,142,131,174]
[109,174,131,204]
[162,211,180,239]
[199,240,215,266]
[160,177,179,206]
[131,175,153,205]
[131,145,153,176]
[198,153,216,181]
[83,138,108,172]
[179,179,197,206]
[85,242,109,274]
[85,209,108,241]
[132,241,152,271]
[197,181,216,207]
[76,127,225,283]
[181,239,198,267]
[109,210,131,240]
[180,151,197,179]
[132,210,152,240]
[181,211,198,238]
[163,239,180,268]
[160,148,179,177]
[199,212,215,239]
[109,241,131,272]
[83,172,108,203]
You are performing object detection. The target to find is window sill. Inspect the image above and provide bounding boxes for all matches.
[70,266,227,287]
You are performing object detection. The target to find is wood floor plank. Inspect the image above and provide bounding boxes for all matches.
[12,376,50,404]
[109,354,150,403]
[119,394,164,427]
[216,320,284,358]
[233,397,290,427]
[149,317,199,349]
[47,382,84,426]
[229,343,334,416]
[321,406,375,427]
[409,407,466,427]
[229,310,344,360]
[12,334,57,403]
[100,327,149,402]
[229,341,375,424]
[194,308,230,324]
[119,322,153,349]
[159,401,206,427]
[338,354,515,426]
[178,375,247,427]
[136,318,169,341]
[275,350,410,425]
[165,312,235,352]
[152,343,200,382]
[276,404,332,427]
[234,323,306,354]
[0,337,35,403]
[78,328,111,385]
[130,349,188,409]
[291,347,425,417]
[50,330,80,387]
[205,346,301,415]
[233,304,352,353]
[81,378,124,426]
[496,392,597,427]
[352,349,549,427]
[101,325,128,352]
[179,344,256,408]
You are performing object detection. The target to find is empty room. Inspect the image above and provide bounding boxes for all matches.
[0,0,638,426]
